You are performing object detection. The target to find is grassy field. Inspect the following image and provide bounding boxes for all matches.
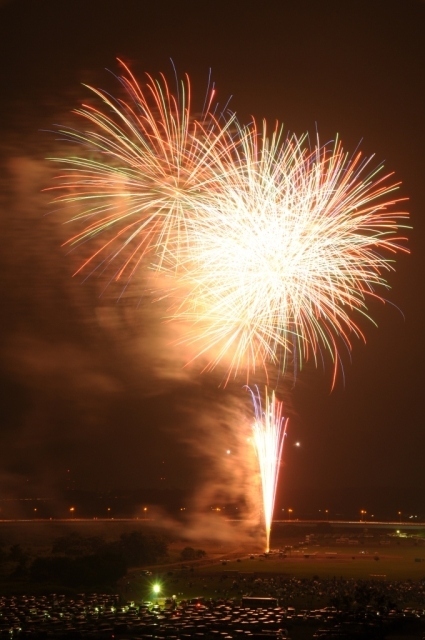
[202,547,425,580]
[126,540,425,604]
[2,519,425,602]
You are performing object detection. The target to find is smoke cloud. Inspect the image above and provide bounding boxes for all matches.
[0,141,272,548]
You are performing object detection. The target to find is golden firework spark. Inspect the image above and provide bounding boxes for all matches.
[248,386,287,552]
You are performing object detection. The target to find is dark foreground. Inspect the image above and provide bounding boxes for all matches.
[1,592,425,640]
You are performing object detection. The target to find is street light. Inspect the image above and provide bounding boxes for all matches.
[288,508,293,521]
[360,510,366,522]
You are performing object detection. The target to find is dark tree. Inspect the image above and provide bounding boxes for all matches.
[30,556,74,583]
[30,553,127,587]
[52,531,104,556]
[8,544,29,566]
[74,552,128,586]
[180,547,206,561]
[113,531,167,566]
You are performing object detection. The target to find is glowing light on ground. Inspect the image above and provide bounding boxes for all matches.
[248,386,288,552]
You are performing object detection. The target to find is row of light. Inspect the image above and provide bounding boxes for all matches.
[30,506,419,521]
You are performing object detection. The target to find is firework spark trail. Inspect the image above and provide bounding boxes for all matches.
[46,60,238,287]
[248,386,287,553]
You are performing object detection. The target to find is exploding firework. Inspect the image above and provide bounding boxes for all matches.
[165,125,410,384]
[47,60,237,287]
[248,386,287,552]
[49,63,409,383]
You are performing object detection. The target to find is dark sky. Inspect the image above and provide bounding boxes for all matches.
[0,0,424,520]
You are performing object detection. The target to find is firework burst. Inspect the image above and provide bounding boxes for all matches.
[164,124,409,384]
[47,60,237,287]
[48,63,408,383]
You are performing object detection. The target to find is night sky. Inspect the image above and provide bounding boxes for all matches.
[0,0,424,521]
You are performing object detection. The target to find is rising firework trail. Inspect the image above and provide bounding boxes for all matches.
[248,386,287,552]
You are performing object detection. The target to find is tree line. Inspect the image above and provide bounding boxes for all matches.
[0,530,168,588]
